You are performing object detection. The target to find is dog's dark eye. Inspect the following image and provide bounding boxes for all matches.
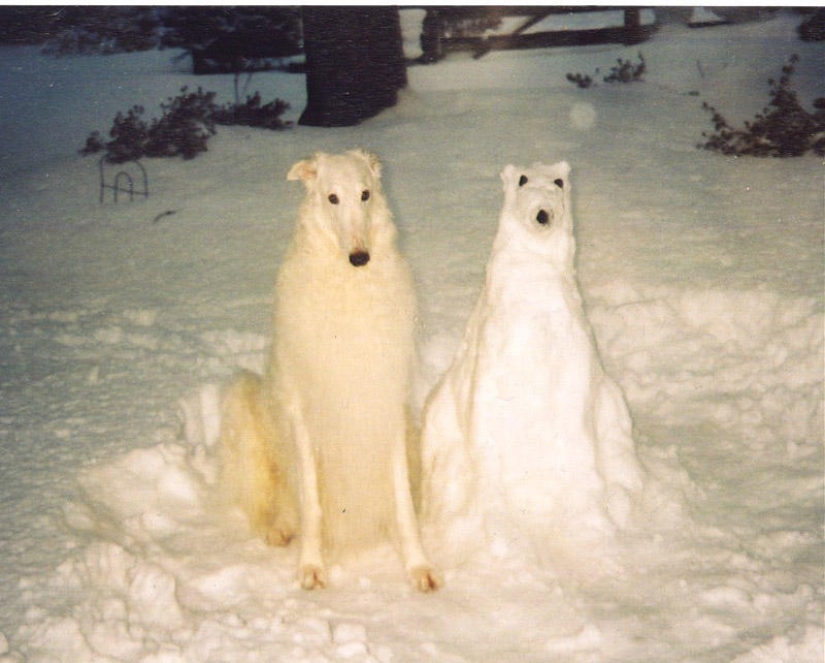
[536,210,550,225]
[518,175,528,187]
[361,190,370,202]
[554,178,564,189]
[328,194,339,205]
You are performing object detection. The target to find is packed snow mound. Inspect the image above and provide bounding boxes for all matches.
[588,283,823,454]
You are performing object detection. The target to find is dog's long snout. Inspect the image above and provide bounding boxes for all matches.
[336,203,371,267]
[349,251,370,267]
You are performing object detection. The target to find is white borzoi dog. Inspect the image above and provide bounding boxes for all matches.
[220,149,440,591]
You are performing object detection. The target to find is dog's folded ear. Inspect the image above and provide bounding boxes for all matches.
[350,149,382,179]
[287,157,318,182]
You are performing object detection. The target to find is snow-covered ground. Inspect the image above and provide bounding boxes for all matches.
[0,10,822,662]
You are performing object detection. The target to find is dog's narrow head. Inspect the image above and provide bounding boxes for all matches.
[288,149,387,267]
[498,161,574,267]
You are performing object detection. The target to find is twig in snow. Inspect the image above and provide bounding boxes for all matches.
[151,210,177,224]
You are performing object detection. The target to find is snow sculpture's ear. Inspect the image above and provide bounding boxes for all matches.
[552,161,571,190]
[350,148,382,178]
[500,164,521,191]
[287,155,318,182]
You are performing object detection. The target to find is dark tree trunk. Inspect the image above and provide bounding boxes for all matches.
[622,8,645,45]
[299,6,407,127]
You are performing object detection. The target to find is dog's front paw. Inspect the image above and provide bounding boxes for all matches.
[299,564,328,590]
[408,565,442,593]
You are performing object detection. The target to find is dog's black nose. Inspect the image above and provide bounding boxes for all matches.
[349,251,370,267]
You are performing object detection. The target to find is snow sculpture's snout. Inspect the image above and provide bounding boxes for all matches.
[288,149,385,268]
[498,161,573,264]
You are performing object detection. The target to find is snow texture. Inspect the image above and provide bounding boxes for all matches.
[0,10,822,663]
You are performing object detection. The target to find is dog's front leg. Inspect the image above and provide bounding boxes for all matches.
[288,405,327,589]
[392,432,442,592]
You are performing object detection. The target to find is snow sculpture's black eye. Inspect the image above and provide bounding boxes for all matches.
[361,190,370,202]
[554,178,564,189]
[518,175,529,187]
[536,210,550,225]
[328,194,339,205]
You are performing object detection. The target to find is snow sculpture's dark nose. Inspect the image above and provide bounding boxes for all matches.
[349,251,370,267]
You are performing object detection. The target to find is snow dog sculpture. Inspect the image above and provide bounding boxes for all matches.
[421,161,645,558]
[220,150,440,592]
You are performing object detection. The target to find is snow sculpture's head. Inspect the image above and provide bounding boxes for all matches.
[498,161,574,270]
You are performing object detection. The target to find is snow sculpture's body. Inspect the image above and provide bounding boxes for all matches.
[421,161,644,555]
